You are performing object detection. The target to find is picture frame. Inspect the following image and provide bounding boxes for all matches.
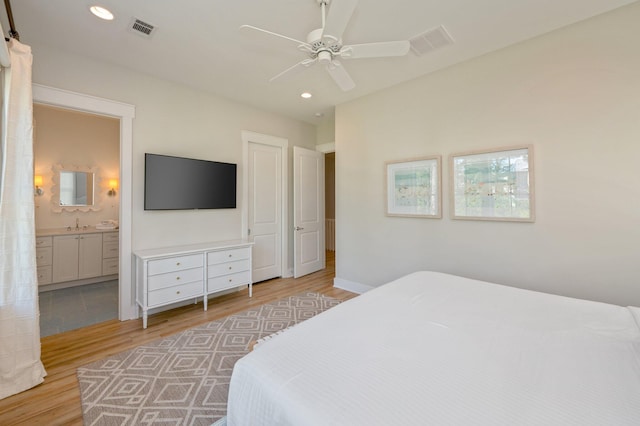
[385,155,441,218]
[450,145,534,222]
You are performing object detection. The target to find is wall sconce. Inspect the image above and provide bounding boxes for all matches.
[34,175,44,196]
[107,178,118,197]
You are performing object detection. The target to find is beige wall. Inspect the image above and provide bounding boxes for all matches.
[335,3,640,306]
[30,41,317,272]
[33,104,120,229]
[316,115,335,145]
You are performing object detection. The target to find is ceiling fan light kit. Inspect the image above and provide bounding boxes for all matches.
[240,0,411,92]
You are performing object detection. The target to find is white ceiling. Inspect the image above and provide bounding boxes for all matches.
[0,0,636,124]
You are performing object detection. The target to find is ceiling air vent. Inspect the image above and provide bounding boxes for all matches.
[409,25,454,56]
[129,18,156,38]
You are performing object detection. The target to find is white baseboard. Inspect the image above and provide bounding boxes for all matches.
[333,277,374,294]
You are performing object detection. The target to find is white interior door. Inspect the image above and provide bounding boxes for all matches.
[248,142,282,282]
[293,146,325,278]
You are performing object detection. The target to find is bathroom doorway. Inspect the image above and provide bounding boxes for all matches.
[33,104,121,335]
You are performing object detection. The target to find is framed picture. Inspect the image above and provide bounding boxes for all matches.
[385,156,441,218]
[450,145,534,222]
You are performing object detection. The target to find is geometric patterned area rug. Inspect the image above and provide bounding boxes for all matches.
[77,292,340,426]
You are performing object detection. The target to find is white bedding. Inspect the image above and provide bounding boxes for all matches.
[227,271,640,425]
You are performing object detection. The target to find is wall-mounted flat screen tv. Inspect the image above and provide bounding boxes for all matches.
[144,153,237,210]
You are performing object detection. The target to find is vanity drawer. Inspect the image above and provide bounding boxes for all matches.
[148,267,203,291]
[103,241,119,259]
[103,258,119,275]
[36,236,52,248]
[208,259,250,278]
[148,281,202,307]
[37,266,52,285]
[103,232,119,243]
[208,271,250,293]
[148,254,203,276]
[36,246,53,267]
[208,248,250,265]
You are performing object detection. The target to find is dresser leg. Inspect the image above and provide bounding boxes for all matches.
[143,310,148,329]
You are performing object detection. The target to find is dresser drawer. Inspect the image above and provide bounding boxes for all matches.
[208,247,250,265]
[36,236,52,248]
[36,246,53,267]
[37,266,52,285]
[103,258,119,275]
[208,259,250,278]
[148,267,203,291]
[208,271,250,293]
[103,241,119,259]
[102,232,119,243]
[148,253,203,276]
[148,281,202,307]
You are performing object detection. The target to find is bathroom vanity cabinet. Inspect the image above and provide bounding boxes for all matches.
[36,228,119,289]
[52,233,103,282]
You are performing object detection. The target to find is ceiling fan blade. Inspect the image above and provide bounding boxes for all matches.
[240,25,311,48]
[326,60,355,91]
[341,40,410,59]
[322,0,358,42]
[270,58,317,83]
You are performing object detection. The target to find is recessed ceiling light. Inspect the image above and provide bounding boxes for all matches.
[90,6,114,21]
[300,92,312,99]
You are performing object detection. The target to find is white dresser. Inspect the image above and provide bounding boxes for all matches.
[134,240,253,329]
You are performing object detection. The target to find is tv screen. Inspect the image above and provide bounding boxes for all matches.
[144,153,237,210]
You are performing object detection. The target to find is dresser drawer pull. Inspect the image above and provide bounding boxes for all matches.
[176,291,181,295]
[177,262,181,266]
[228,266,232,270]
[228,278,233,282]
[228,254,232,258]
[176,276,181,280]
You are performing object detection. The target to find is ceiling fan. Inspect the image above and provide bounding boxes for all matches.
[240,0,410,91]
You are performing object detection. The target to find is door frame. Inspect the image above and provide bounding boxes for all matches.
[32,84,137,321]
[241,131,291,278]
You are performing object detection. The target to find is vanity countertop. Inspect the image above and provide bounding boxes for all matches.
[36,226,119,237]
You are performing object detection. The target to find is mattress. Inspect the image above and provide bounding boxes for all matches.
[227,271,640,425]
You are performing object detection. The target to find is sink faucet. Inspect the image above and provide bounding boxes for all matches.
[75,218,80,230]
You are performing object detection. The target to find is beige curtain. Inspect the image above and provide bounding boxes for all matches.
[0,38,47,400]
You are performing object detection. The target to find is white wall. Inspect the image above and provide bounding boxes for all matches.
[29,42,317,270]
[335,3,640,306]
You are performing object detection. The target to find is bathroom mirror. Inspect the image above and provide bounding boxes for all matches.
[51,164,102,212]
[59,171,94,206]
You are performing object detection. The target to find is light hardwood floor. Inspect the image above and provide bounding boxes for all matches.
[0,251,354,425]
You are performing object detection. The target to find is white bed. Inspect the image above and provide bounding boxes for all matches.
[226,271,640,425]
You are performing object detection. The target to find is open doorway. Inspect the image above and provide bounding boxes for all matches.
[33,104,120,336]
[325,152,335,253]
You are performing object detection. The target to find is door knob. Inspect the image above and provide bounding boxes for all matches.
[295,226,304,231]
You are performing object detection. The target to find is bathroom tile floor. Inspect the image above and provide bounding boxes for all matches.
[39,280,118,337]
